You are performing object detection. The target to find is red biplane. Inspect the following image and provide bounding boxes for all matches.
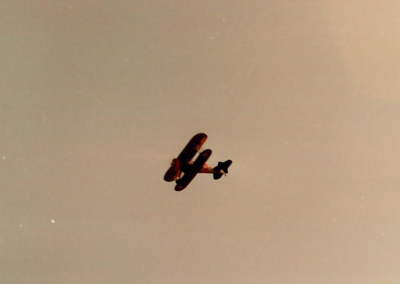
[164,133,232,191]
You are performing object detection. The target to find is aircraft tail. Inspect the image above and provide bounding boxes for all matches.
[213,160,232,180]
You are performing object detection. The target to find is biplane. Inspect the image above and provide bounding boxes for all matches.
[164,133,232,191]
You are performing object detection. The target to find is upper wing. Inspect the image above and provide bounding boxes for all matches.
[177,133,207,165]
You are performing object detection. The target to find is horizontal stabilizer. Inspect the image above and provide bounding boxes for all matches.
[213,173,223,180]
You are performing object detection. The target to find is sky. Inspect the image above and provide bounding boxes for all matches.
[1,1,400,283]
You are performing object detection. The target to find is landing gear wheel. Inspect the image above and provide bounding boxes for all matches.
[175,179,184,191]
[175,185,184,191]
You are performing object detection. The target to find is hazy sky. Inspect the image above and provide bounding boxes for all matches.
[1,1,400,283]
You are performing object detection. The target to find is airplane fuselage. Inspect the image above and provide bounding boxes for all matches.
[185,161,223,174]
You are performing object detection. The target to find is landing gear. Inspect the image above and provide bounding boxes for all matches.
[175,184,184,191]
[173,170,182,181]
[175,178,184,191]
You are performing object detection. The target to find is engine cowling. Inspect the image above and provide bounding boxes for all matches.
[171,158,180,172]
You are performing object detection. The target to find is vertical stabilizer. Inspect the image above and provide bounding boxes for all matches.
[212,160,232,179]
